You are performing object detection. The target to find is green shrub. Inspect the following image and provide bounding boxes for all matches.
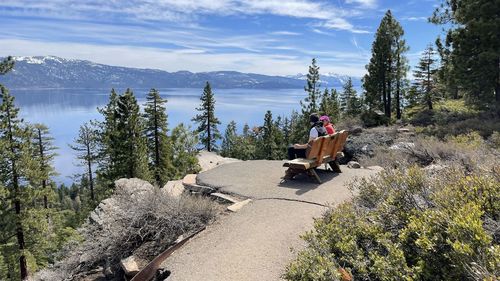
[360,110,390,127]
[285,165,500,281]
[489,132,500,149]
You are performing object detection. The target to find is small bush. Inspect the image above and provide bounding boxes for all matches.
[360,110,390,127]
[336,116,364,131]
[489,132,500,149]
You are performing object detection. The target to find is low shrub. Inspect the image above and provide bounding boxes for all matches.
[408,100,500,139]
[285,165,500,281]
[360,110,391,127]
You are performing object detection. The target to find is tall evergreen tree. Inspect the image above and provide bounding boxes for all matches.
[0,86,39,280]
[70,122,99,201]
[32,124,57,209]
[393,21,410,119]
[296,59,322,142]
[363,10,408,118]
[329,89,341,123]
[301,58,321,115]
[234,123,256,160]
[192,82,221,152]
[320,88,341,121]
[170,124,200,178]
[221,121,238,158]
[273,116,287,159]
[341,78,362,117]
[257,111,279,160]
[413,44,439,110]
[432,0,500,104]
[143,89,173,187]
[96,89,119,188]
[114,89,151,181]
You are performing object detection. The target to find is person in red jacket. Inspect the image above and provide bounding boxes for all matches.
[320,115,335,135]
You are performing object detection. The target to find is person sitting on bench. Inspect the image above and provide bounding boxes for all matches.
[287,113,326,160]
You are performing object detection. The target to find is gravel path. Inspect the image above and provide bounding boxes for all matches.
[161,161,381,281]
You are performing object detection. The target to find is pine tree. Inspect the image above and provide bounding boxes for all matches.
[329,89,341,123]
[31,124,57,209]
[70,122,99,201]
[143,89,173,187]
[257,111,280,160]
[235,123,256,160]
[435,37,460,100]
[363,10,408,118]
[393,21,410,119]
[432,0,500,104]
[413,44,439,110]
[221,121,238,158]
[341,78,362,117]
[302,58,321,115]
[192,82,221,152]
[295,59,322,142]
[114,89,151,181]
[273,116,287,160]
[96,89,119,188]
[0,86,38,280]
[170,124,200,178]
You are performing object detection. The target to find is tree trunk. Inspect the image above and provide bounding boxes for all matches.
[6,103,28,280]
[86,143,94,201]
[382,70,387,115]
[495,57,499,103]
[153,97,161,185]
[37,128,48,209]
[207,100,211,152]
[427,51,433,110]
[387,56,392,118]
[396,52,401,119]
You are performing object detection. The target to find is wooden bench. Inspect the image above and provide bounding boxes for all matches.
[282,130,349,183]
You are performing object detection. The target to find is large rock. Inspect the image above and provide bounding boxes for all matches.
[120,256,140,277]
[197,150,241,172]
[162,180,185,197]
[340,131,394,164]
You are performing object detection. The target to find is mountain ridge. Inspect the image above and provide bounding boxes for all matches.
[0,56,362,89]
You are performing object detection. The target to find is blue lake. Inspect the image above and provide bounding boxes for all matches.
[11,88,309,184]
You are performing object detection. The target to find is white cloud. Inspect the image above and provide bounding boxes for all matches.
[0,0,368,33]
[270,31,302,36]
[0,38,367,77]
[345,0,377,9]
[402,16,428,21]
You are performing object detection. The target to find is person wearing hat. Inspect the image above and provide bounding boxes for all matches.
[320,115,335,135]
[287,113,326,160]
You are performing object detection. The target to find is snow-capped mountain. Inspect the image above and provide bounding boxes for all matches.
[0,56,359,89]
[287,72,362,88]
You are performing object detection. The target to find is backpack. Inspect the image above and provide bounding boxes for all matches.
[314,123,327,137]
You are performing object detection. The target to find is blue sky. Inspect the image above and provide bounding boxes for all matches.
[0,0,444,77]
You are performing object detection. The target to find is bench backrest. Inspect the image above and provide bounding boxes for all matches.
[305,130,349,164]
[306,136,325,160]
[317,134,334,163]
[329,130,348,159]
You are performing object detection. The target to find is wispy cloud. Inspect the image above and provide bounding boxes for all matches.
[402,16,428,21]
[0,0,369,33]
[345,0,377,9]
[270,31,302,36]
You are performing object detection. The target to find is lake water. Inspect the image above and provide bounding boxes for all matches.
[10,88,307,184]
